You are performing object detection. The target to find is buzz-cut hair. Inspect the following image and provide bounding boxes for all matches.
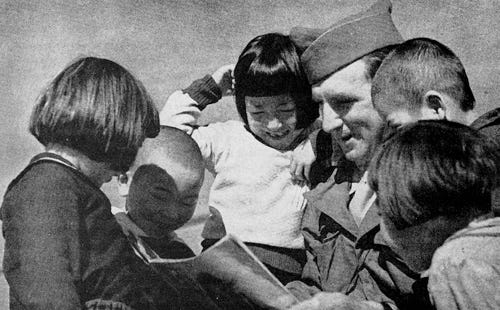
[362,44,398,81]
[30,57,159,172]
[134,125,204,178]
[368,120,498,230]
[371,37,475,113]
[127,126,204,236]
[234,32,318,129]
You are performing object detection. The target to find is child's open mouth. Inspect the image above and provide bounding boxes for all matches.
[267,130,289,139]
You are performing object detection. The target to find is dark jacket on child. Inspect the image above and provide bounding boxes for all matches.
[0,153,210,310]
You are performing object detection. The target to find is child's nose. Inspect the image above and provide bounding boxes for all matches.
[266,117,283,130]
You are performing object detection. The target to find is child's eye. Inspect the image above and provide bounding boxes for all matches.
[279,109,295,113]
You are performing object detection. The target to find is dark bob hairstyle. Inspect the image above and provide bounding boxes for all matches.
[234,33,318,129]
[30,57,159,172]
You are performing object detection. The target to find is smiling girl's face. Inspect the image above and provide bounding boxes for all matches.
[245,94,302,151]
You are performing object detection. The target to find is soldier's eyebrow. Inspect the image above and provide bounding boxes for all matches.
[325,92,362,105]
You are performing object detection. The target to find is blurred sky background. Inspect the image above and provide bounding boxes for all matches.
[1,0,499,306]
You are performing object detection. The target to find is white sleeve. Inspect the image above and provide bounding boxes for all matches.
[160,90,202,135]
[160,90,231,173]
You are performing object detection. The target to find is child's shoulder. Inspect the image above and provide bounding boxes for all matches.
[5,158,99,208]
[1,159,105,225]
[10,160,77,192]
[445,217,500,246]
[431,217,500,266]
[200,119,251,141]
[205,119,245,131]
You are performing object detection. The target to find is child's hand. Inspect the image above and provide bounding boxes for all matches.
[212,64,235,96]
[290,139,316,183]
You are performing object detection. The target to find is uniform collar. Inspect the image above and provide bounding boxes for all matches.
[305,162,380,240]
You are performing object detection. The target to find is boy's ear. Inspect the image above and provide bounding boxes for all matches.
[117,172,132,197]
[421,90,446,120]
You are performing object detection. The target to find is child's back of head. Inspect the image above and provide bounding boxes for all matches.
[30,56,159,174]
[370,120,497,228]
[126,125,204,238]
[368,120,499,271]
[372,37,476,122]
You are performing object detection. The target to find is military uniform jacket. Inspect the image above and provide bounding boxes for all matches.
[301,159,424,309]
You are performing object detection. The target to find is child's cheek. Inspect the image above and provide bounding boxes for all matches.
[247,118,265,135]
[285,113,298,130]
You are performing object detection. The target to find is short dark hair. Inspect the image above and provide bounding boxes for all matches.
[30,57,159,172]
[371,37,475,113]
[362,44,398,81]
[368,120,498,230]
[234,33,318,129]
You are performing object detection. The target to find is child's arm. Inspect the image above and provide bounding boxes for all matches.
[290,138,315,183]
[291,127,346,186]
[159,65,234,134]
[290,121,322,183]
[159,65,234,170]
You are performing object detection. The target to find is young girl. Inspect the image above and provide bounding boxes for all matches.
[161,33,319,283]
[0,57,215,310]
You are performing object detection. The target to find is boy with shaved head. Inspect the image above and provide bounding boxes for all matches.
[116,125,205,258]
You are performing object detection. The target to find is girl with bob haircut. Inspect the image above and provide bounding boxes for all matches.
[368,120,500,310]
[233,33,317,131]
[161,32,319,283]
[30,57,159,174]
[1,57,201,309]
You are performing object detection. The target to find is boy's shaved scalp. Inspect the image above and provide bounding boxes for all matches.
[127,126,204,237]
[372,37,475,112]
[135,125,204,184]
